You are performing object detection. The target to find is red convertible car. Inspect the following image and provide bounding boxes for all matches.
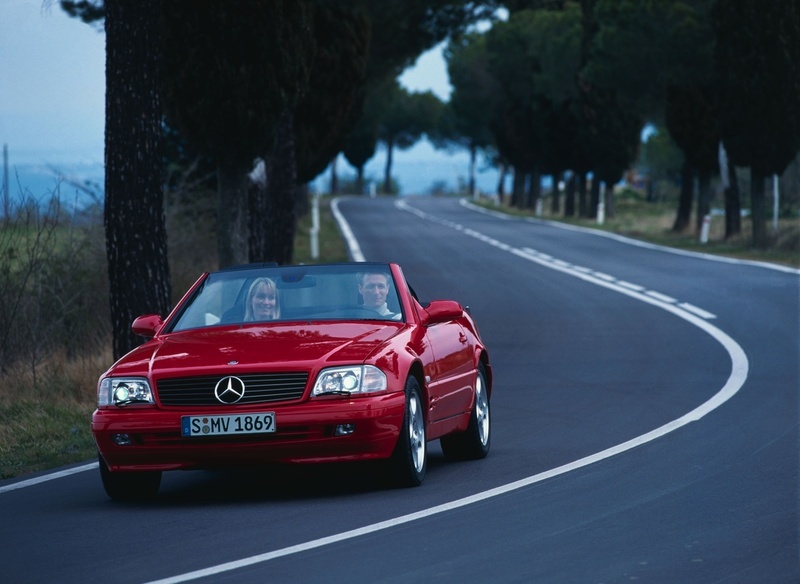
[93,262,492,500]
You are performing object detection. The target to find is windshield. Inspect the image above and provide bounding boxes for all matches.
[169,264,404,332]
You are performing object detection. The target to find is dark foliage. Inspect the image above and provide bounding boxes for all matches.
[294,4,370,184]
[714,0,800,246]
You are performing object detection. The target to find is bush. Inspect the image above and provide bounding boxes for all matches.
[0,192,109,379]
[0,187,111,478]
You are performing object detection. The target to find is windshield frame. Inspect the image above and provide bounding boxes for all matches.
[165,263,405,333]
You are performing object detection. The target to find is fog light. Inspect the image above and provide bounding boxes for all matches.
[334,424,356,436]
[111,433,133,446]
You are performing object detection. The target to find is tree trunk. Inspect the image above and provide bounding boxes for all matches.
[217,160,249,268]
[383,139,394,194]
[329,156,338,195]
[468,142,477,196]
[605,182,616,218]
[511,168,525,208]
[104,0,171,361]
[527,167,541,210]
[355,165,364,195]
[263,110,298,264]
[672,160,693,232]
[724,164,742,238]
[550,172,561,215]
[577,172,588,217]
[496,163,507,200]
[695,169,712,234]
[588,175,600,219]
[247,162,268,262]
[522,172,531,209]
[750,169,769,249]
[564,172,576,217]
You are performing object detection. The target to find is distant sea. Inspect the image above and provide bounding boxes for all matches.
[2,139,507,214]
[316,139,507,196]
[3,160,104,212]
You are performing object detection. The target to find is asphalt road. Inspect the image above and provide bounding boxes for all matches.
[1,196,797,583]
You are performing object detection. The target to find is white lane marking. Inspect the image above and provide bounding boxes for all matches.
[592,272,616,282]
[679,303,717,320]
[618,281,646,292]
[331,197,365,262]
[142,198,750,583]
[0,463,98,494]
[466,204,512,221]
[409,199,714,318]
[461,198,800,275]
[645,291,678,304]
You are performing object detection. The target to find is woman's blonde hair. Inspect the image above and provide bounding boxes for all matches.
[244,277,280,321]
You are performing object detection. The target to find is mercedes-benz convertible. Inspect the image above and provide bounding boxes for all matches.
[93,262,492,500]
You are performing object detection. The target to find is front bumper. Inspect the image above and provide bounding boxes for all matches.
[93,392,406,472]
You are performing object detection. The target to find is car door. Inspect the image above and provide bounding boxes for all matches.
[423,320,475,423]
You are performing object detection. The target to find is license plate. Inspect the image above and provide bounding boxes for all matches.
[181,412,276,437]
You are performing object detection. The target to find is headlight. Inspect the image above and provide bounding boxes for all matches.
[98,377,154,407]
[312,365,387,396]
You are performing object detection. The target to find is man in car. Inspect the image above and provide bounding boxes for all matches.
[357,271,398,318]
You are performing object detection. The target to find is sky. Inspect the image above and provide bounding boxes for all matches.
[0,1,494,198]
[1,0,105,164]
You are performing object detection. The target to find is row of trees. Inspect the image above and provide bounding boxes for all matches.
[61,1,798,359]
[328,0,799,251]
[434,0,800,248]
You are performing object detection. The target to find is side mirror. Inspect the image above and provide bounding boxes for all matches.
[131,314,164,338]
[421,300,463,325]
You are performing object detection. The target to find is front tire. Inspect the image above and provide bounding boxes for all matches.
[99,455,161,501]
[441,363,490,461]
[389,376,427,487]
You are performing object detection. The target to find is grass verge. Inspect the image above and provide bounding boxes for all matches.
[0,349,111,479]
[473,194,799,268]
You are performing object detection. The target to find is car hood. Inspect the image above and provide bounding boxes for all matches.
[108,322,405,377]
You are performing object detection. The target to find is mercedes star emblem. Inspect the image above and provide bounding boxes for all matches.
[214,376,246,404]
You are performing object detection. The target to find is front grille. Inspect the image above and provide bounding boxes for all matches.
[157,372,309,406]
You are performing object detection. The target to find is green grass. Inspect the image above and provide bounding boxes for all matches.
[0,349,110,480]
[0,400,97,479]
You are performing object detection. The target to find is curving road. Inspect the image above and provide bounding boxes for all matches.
[1,196,797,583]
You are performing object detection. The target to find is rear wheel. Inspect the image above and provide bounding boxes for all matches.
[99,455,161,501]
[389,376,427,487]
[441,363,490,461]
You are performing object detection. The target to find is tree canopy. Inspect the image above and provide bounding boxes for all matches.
[376,82,445,193]
[63,0,800,285]
[162,0,316,266]
[442,32,498,194]
[713,0,800,247]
